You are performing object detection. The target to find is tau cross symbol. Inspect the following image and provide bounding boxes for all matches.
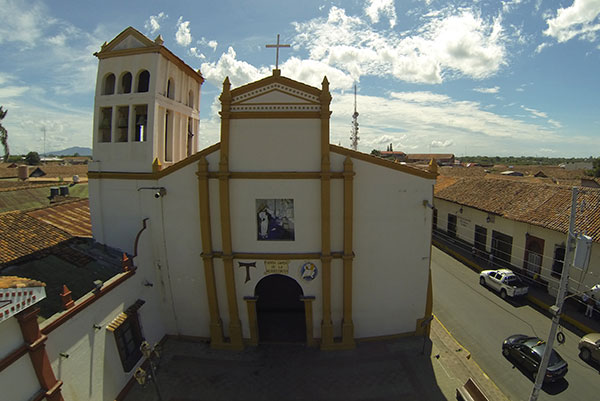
[238,261,256,283]
[266,34,290,70]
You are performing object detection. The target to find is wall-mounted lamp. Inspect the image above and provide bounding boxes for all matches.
[422,200,434,209]
[459,207,463,214]
[486,216,491,223]
[137,186,167,198]
[92,280,103,294]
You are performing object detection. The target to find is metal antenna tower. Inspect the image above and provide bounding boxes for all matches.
[350,84,359,151]
[41,126,46,156]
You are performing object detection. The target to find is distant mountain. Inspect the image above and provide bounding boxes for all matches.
[45,146,92,156]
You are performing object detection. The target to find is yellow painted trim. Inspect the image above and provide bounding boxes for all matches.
[94,27,204,84]
[232,88,320,105]
[197,158,224,346]
[244,298,259,346]
[212,172,344,180]
[152,158,162,173]
[217,78,243,349]
[330,144,437,180]
[342,157,355,348]
[230,72,321,98]
[231,252,343,260]
[229,111,321,119]
[415,270,433,337]
[88,143,220,180]
[300,298,316,347]
[355,331,417,342]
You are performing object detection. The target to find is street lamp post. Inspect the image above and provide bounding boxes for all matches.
[134,341,163,401]
[528,188,596,401]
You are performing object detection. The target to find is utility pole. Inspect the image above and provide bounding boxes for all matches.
[350,85,359,151]
[528,187,578,401]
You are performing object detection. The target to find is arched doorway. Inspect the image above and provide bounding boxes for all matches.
[255,274,306,343]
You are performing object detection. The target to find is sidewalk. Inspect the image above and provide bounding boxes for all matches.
[432,231,600,336]
[123,317,508,401]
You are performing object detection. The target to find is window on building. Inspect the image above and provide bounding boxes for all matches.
[108,300,145,372]
[447,214,457,238]
[99,107,112,142]
[116,106,129,142]
[137,70,150,93]
[188,90,194,108]
[552,245,565,278]
[103,73,115,95]
[432,208,438,230]
[167,78,175,100]
[134,105,148,142]
[474,225,487,252]
[164,110,172,162]
[120,72,132,94]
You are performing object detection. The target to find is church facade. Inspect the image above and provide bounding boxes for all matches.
[88,27,437,351]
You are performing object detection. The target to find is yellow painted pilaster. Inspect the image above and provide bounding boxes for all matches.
[301,296,316,347]
[320,76,334,349]
[244,296,258,346]
[196,157,224,346]
[342,157,355,348]
[218,77,244,349]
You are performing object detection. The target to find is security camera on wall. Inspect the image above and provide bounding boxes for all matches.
[154,187,167,198]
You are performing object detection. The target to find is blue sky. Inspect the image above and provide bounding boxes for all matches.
[1,0,599,157]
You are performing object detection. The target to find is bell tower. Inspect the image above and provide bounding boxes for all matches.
[89,26,204,173]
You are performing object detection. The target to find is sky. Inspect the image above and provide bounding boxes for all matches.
[1,0,599,157]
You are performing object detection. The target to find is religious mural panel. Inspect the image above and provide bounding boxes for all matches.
[256,199,295,241]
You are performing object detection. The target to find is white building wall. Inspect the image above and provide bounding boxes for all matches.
[228,119,321,172]
[0,317,24,359]
[42,268,165,401]
[349,156,434,338]
[0,353,40,401]
[434,198,600,296]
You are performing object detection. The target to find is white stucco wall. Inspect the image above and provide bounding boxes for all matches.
[42,268,165,401]
[0,317,23,359]
[434,198,600,295]
[228,119,321,172]
[0,353,40,401]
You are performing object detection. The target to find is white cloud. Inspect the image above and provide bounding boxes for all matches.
[521,105,548,118]
[175,17,192,47]
[293,6,508,84]
[207,40,218,51]
[145,12,167,35]
[189,48,205,59]
[535,42,551,53]
[0,0,51,47]
[201,47,270,87]
[280,57,354,90]
[365,0,397,28]
[473,86,500,93]
[544,0,600,43]
[431,140,454,148]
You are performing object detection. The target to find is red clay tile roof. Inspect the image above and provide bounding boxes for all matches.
[0,211,72,265]
[0,276,45,289]
[27,199,91,237]
[435,177,600,243]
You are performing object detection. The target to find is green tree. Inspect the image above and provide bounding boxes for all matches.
[0,106,8,161]
[592,158,600,178]
[25,151,40,165]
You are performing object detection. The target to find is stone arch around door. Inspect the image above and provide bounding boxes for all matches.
[255,274,306,343]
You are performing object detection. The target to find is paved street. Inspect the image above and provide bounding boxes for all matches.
[431,246,600,401]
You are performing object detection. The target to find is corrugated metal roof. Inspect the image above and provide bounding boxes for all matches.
[434,177,600,243]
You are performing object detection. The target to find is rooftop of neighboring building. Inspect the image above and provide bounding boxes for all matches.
[434,176,600,243]
[0,182,88,213]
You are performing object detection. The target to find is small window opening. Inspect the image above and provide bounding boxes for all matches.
[120,72,132,94]
[116,107,129,142]
[134,105,148,142]
[167,79,175,100]
[99,107,112,142]
[137,70,150,93]
[188,90,194,108]
[103,74,115,95]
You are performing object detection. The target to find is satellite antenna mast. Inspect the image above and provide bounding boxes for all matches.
[350,84,359,151]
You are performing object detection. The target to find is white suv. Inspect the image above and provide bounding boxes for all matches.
[479,269,529,299]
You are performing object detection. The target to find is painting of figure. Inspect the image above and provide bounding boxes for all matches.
[256,199,295,241]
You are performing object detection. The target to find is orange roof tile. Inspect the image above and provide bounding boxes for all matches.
[0,276,45,289]
[0,211,72,265]
[27,199,91,237]
[435,177,600,243]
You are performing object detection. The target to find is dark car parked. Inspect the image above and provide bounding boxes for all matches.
[502,334,568,382]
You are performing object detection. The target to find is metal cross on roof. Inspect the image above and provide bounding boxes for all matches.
[265,34,290,70]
